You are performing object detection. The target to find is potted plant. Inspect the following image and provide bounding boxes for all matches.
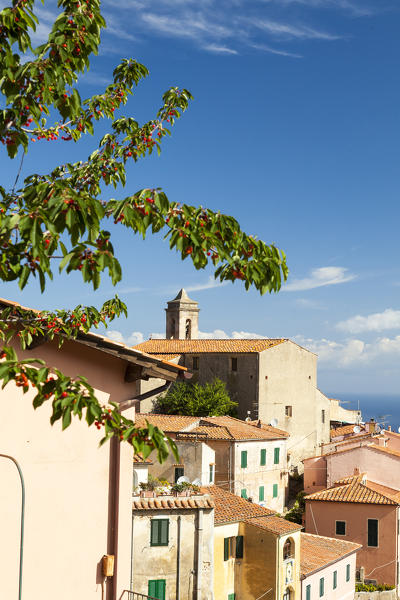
[139,475,160,497]
[171,482,189,497]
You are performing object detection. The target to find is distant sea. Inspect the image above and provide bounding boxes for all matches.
[328,394,400,432]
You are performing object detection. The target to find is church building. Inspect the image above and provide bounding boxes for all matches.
[134,290,360,470]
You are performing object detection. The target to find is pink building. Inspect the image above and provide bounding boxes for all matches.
[0,298,186,600]
[305,473,400,591]
[301,533,360,600]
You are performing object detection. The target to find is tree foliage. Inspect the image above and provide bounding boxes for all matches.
[155,378,237,417]
[0,0,287,460]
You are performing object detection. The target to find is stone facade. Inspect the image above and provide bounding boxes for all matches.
[165,288,199,340]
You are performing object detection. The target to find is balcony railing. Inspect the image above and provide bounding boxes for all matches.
[121,591,159,600]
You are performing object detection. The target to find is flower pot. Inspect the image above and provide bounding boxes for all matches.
[140,490,156,498]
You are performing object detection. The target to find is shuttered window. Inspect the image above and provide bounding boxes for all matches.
[241,488,247,499]
[368,519,378,547]
[346,564,351,582]
[306,585,311,600]
[260,449,266,466]
[236,536,244,559]
[333,570,337,589]
[319,577,324,597]
[150,519,169,546]
[241,450,247,468]
[273,483,278,498]
[274,447,280,464]
[259,486,265,501]
[148,579,166,600]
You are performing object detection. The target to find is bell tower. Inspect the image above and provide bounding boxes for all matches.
[165,289,199,339]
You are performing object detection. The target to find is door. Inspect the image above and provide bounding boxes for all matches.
[148,579,166,600]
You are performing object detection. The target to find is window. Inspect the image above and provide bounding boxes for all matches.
[209,464,215,483]
[306,585,311,600]
[241,450,247,468]
[224,536,243,560]
[283,589,292,600]
[150,519,169,546]
[185,319,191,339]
[346,564,350,582]
[174,467,184,483]
[283,538,293,560]
[368,519,378,547]
[285,405,292,417]
[319,577,324,597]
[321,410,325,424]
[259,486,265,502]
[336,520,346,536]
[192,356,199,370]
[228,595,236,600]
[273,483,278,498]
[148,579,166,600]
[241,488,247,499]
[274,447,280,464]
[231,357,238,372]
[333,570,337,589]
[260,448,267,466]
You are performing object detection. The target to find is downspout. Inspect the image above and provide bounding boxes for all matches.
[276,536,280,600]
[107,436,121,600]
[229,442,234,493]
[0,454,25,600]
[176,515,181,600]
[130,514,135,591]
[195,509,203,600]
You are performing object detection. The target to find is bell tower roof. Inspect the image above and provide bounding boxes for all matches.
[165,288,199,339]
[169,288,197,305]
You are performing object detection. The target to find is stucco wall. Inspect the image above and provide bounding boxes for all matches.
[330,398,361,425]
[214,522,241,599]
[303,456,328,494]
[301,552,357,600]
[258,341,325,470]
[148,440,215,485]
[131,507,214,600]
[305,501,397,587]
[326,446,400,490]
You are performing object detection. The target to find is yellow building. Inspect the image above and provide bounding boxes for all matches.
[204,485,302,600]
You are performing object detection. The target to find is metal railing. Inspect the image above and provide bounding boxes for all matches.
[121,591,159,600]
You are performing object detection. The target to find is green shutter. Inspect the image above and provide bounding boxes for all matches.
[319,577,324,597]
[228,595,236,600]
[333,571,337,589]
[260,449,266,466]
[273,483,278,498]
[224,537,230,561]
[306,585,311,600]
[241,450,247,468]
[259,486,265,501]
[150,519,169,546]
[236,535,244,559]
[274,447,280,464]
[150,520,158,546]
[346,564,350,582]
[148,580,166,600]
[241,488,247,499]
[160,519,169,545]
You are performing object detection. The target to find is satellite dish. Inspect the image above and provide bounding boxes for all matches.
[245,410,252,422]
[270,418,278,427]
[353,425,361,434]
[192,478,202,486]
[398,426,400,434]
[375,425,382,434]
[177,476,190,484]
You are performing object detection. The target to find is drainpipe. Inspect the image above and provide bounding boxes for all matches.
[195,509,203,600]
[0,454,25,600]
[176,516,181,600]
[130,514,135,591]
[229,442,234,493]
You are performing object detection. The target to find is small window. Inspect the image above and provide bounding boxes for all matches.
[174,467,184,483]
[241,488,247,499]
[260,448,266,466]
[306,585,311,600]
[231,357,238,372]
[241,450,247,468]
[209,464,215,483]
[236,535,244,559]
[274,447,280,464]
[185,319,191,339]
[321,409,325,424]
[224,536,243,561]
[336,521,346,536]
[333,570,337,589]
[283,538,293,560]
[259,486,265,502]
[150,519,169,546]
[368,519,378,547]
[346,564,350,582]
[273,483,278,498]
[148,579,166,600]
[285,405,292,417]
[319,577,324,597]
[192,356,199,370]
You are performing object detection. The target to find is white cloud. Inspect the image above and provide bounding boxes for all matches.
[283,266,356,292]
[337,309,400,334]
[203,44,238,54]
[107,330,146,345]
[244,17,340,40]
[185,277,228,292]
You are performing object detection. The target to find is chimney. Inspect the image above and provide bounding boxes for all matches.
[366,419,376,433]
[388,426,392,432]
[353,467,360,475]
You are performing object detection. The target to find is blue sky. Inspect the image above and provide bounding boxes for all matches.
[1,0,400,396]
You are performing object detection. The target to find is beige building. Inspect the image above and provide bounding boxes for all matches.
[134,290,360,471]
[135,413,289,511]
[131,492,214,600]
[0,297,186,600]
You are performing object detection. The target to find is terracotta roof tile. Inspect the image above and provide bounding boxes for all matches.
[330,424,366,439]
[305,479,400,505]
[133,453,153,464]
[248,419,290,438]
[134,338,286,354]
[202,484,275,523]
[245,515,302,535]
[132,494,214,510]
[135,414,289,441]
[300,533,361,578]
[368,443,400,458]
